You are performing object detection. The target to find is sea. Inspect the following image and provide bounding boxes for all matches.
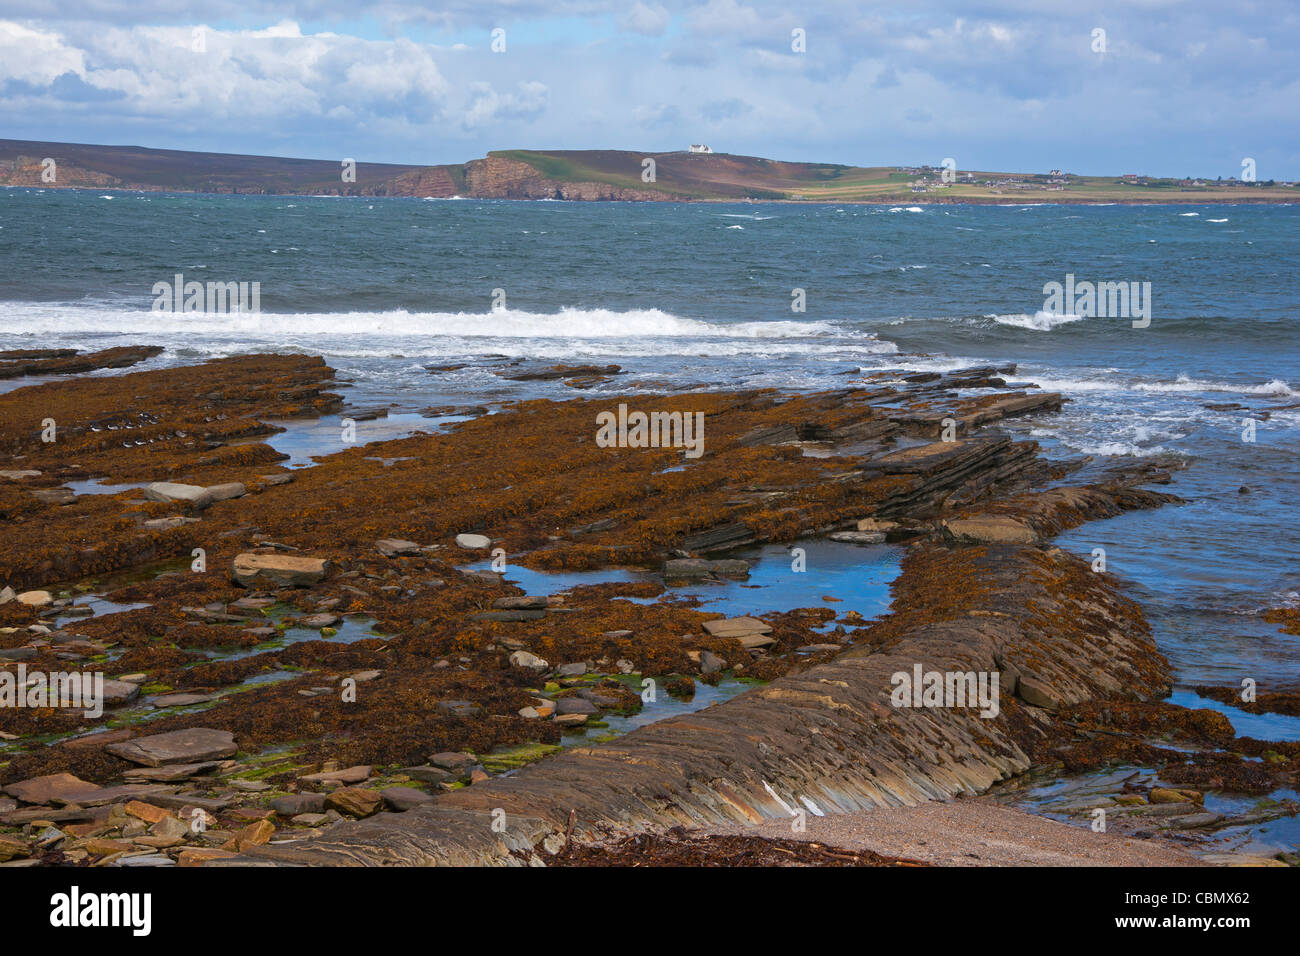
[2,189,1298,701]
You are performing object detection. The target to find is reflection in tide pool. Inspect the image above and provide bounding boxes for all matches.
[257,412,461,468]
[657,540,900,623]
[1168,688,1300,742]
[472,538,901,625]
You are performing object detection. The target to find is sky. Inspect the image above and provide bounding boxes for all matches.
[1,1,1297,178]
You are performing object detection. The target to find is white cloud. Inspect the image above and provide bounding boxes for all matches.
[0,19,541,133]
[619,2,671,36]
[1,3,1298,176]
[461,80,549,130]
[0,21,86,84]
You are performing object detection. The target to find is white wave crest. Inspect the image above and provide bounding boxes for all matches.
[1067,440,1175,458]
[0,303,860,341]
[1133,375,1297,397]
[987,311,1087,331]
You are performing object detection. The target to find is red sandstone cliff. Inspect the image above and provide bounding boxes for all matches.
[462,156,679,201]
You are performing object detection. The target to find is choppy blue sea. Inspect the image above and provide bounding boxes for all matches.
[1,189,1297,690]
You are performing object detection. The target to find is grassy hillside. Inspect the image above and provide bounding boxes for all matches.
[491,149,891,200]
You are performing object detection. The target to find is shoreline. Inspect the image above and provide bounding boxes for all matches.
[1,352,1297,867]
[5,183,1297,207]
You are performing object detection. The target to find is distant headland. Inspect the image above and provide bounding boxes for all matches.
[2,139,1296,204]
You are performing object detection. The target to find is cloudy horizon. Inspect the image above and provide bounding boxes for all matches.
[1,1,1297,179]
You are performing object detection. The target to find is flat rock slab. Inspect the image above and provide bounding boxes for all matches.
[139,792,233,813]
[52,784,171,807]
[828,531,887,544]
[872,440,982,474]
[3,773,98,805]
[231,597,276,610]
[124,762,221,782]
[299,765,372,786]
[943,517,1038,545]
[702,616,773,640]
[101,679,142,705]
[271,793,327,815]
[455,533,491,549]
[376,538,421,557]
[178,848,238,867]
[664,558,752,579]
[380,787,435,811]
[144,482,214,509]
[105,728,237,767]
[150,692,216,708]
[116,854,176,867]
[231,552,330,587]
[856,519,900,533]
[205,482,246,501]
[143,516,198,531]
[57,728,135,750]
[2,807,100,826]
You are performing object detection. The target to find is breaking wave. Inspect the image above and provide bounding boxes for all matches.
[987,311,1088,331]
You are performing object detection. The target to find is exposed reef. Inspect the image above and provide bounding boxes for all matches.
[2,353,1293,867]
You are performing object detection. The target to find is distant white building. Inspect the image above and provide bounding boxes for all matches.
[688,144,713,154]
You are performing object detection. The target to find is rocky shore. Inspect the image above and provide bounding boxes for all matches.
[1,352,1296,867]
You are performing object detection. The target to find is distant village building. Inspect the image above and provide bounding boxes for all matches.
[688,144,713,154]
